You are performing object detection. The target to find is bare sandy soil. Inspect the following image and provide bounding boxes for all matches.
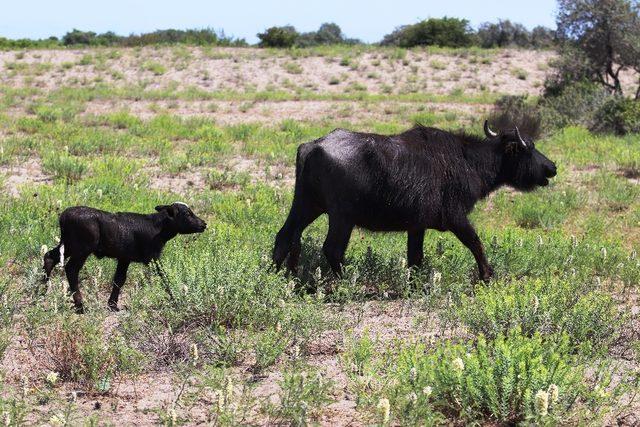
[0,47,555,96]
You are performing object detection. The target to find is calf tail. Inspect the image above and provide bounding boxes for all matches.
[43,242,64,281]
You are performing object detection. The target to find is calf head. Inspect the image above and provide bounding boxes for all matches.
[155,202,207,234]
[484,121,557,192]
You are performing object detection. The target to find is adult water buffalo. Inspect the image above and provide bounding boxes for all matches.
[273,121,556,280]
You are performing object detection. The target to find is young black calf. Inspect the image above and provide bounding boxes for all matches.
[43,202,206,312]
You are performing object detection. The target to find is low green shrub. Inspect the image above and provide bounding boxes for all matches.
[455,278,621,354]
[594,97,640,135]
[350,329,631,425]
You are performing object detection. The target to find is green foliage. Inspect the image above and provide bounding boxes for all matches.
[594,97,640,135]
[381,17,474,48]
[456,278,621,354]
[42,153,87,184]
[61,28,246,47]
[264,365,334,426]
[354,330,627,425]
[257,26,299,48]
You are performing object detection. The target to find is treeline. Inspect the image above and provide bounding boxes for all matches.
[0,19,554,49]
[0,28,247,49]
[259,19,555,48]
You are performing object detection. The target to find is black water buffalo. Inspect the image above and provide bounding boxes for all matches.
[43,202,206,312]
[273,121,556,280]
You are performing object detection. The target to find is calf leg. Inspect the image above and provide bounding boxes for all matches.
[64,254,88,313]
[407,229,425,268]
[322,216,354,276]
[449,218,493,281]
[43,244,62,281]
[108,260,130,312]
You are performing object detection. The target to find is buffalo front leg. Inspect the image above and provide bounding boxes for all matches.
[322,216,354,276]
[108,260,130,312]
[64,255,88,313]
[273,199,321,273]
[407,229,426,268]
[449,219,493,281]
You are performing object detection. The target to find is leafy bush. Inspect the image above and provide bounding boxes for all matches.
[296,23,360,47]
[539,81,610,130]
[455,278,621,354]
[60,28,245,47]
[381,17,474,48]
[257,26,299,48]
[477,20,532,48]
[387,329,624,424]
[25,310,144,392]
[264,365,334,425]
[594,97,640,135]
[354,330,630,425]
[42,153,87,184]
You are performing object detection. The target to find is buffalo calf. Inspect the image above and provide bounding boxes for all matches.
[43,202,206,312]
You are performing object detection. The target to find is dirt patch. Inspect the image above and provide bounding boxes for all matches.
[146,157,295,195]
[1,158,52,197]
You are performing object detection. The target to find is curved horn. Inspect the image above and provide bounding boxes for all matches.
[484,120,498,138]
[514,126,527,148]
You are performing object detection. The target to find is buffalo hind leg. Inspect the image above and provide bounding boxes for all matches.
[108,260,130,312]
[407,229,425,268]
[322,216,354,276]
[64,254,88,313]
[449,219,493,281]
[273,200,321,272]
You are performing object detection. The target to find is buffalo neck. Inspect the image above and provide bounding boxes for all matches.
[462,140,505,198]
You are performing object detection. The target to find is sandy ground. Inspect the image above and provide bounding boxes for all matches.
[0,47,557,96]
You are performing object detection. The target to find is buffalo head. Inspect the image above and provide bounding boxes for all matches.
[484,121,557,191]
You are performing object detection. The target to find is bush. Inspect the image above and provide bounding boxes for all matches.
[381,17,473,48]
[257,26,299,48]
[594,97,640,135]
[456,278,621,354]
[296,23,360,47]
[539,81,610,130]
[477,20,531,48]
[384,330,624,425]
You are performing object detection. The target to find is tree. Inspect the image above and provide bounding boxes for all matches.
[257,26,299,48]
[477,20,531,47]
[380,17,473,47]
[555,0,640,97]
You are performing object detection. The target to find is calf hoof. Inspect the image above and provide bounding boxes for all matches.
[74,305,85,314]
[107,302,120,312]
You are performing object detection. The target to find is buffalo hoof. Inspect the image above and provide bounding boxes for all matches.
[480,266,494,282]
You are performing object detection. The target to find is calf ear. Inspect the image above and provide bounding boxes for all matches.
[155,205,176,218]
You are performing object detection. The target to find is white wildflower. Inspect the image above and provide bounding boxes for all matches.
[56,200,62,209]
[49,413,65,426]
[423,386,433,397]
[452,357,465,372]
[97,188,103,199]
[45,371,59,386]
[407,392,418,404]
[190,343,198,364]
[40,244,48,256]
[71,391,78,403]
[376,398,390,424]
[571,235,578,248]
[409,367,417,382]
[537,235,544,247]
[531,295,540,313]
[535,389,549,416]
[601,247,607,259]
[432,271,442,286]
